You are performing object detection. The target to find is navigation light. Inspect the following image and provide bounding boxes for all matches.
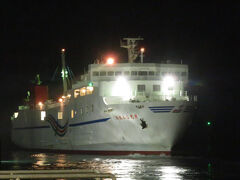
[207,121,211,126]
[88,82,93,87]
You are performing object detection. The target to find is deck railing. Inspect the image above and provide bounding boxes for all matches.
[0,169,116,180]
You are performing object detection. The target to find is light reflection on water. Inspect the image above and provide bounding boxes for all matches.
[1,151,239,179]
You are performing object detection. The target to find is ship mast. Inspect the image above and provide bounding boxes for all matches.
[61,48,68,95]
[120,37,143,63]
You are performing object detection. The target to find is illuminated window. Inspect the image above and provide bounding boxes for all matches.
[86,86,94,95]
[41,111,46,120]
[131,71,137,76]
[115,71,122,76]
[93,71,99,76]
[153,85,160,92]
[74,89,80,98]
[107,71,114,76]
[80,87,86,96]
[71,110,74,118]
[100,71,106,76]
[137,85,145,92]
[58,112,63,119]
[14,112,19,118]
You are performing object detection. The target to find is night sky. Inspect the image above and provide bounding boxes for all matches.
[2,1,240,156]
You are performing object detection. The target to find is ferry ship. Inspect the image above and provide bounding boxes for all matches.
[11,38,196,155]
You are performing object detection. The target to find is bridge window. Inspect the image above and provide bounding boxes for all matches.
[138,71,147,76]
[131,71,137,76]
[153,85,160,92]
[108,71,114,76]
[100,71,106,76]
[149,71,154,76]
[181,72,187,76]
[115,71,122,76]
[93,71,99,76]
[124,71,130,76]
[137,85,145,92]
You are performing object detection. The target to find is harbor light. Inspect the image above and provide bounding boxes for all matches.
[106,57,114,65]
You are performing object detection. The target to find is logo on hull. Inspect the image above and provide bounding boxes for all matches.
[45,115,68,136]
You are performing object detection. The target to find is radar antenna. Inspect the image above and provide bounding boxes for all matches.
[120,37,143,63]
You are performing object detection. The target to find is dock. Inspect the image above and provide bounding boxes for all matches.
[0,169,116,180]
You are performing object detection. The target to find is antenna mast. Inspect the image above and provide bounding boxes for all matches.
[61,48,68,95]
[120,37,143,63]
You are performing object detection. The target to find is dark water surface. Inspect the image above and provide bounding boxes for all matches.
[1,150,240,179]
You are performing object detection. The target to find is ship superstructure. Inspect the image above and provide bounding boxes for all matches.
[11,38,196,155]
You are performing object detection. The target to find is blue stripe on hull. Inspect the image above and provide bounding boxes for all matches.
[149,106,174,113]
[151,111,172,113]
[69,118,110,127]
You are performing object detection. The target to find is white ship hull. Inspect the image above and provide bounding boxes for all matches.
[11,40,196,155]
[11,97,194,155]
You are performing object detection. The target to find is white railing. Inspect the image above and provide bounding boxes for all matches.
[0,169,116,180]
[103,94,190,104]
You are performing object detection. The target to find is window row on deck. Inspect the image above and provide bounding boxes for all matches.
[92,71,187,77]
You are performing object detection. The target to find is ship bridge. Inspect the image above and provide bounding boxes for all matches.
[85,62,189,103]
